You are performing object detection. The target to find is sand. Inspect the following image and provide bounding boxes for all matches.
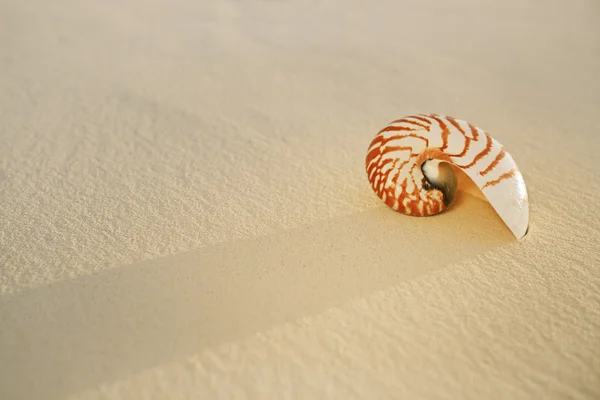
[1,0,599,398]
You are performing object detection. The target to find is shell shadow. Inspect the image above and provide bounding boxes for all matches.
[0,197,514,399]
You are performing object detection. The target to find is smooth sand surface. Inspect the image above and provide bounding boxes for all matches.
[1,0,599,399]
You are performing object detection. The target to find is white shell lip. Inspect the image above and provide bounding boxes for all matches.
[483,170,530,239]
[449,162,529,239]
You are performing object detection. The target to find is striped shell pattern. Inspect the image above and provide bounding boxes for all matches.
[365,114,529,239]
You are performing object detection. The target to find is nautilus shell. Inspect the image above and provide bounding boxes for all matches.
[365,114,529,239]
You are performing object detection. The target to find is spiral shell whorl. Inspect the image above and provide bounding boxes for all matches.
[365,113,530,239]
[365,115,457,217]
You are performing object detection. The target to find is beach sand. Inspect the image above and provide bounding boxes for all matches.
[1,0,599,398]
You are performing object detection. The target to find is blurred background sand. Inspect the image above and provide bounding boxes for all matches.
[1,0,599,398]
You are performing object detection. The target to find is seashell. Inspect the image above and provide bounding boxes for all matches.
[365,114,529,239]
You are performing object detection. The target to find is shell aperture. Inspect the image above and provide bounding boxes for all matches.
[365,114,529,239]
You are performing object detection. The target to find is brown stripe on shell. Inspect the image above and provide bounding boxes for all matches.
[410,115,435,125]
[445,116,472,157]
[482,169,516,189]
[455,132,493,169]
[393,118,430,130]
[480,148,506,176]
[429,114,451,150]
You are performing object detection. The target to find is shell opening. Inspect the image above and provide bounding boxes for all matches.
[421,159,458,208]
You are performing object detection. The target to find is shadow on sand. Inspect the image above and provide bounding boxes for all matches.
[0,190,514,399]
